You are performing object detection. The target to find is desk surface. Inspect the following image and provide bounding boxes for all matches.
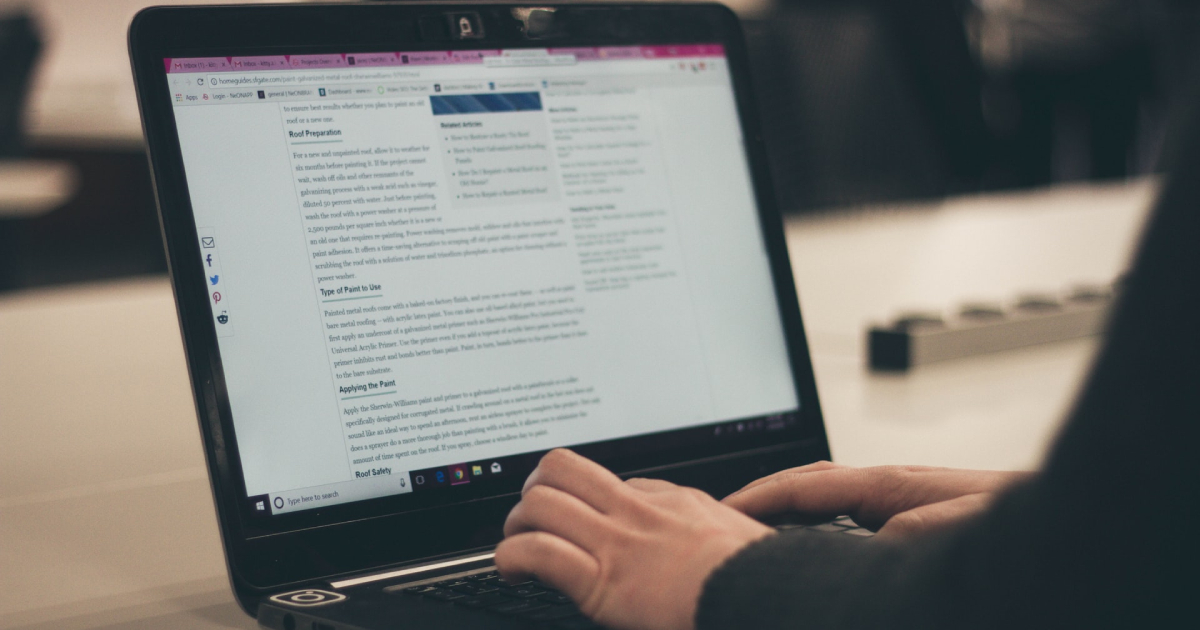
[0,179,1157,629]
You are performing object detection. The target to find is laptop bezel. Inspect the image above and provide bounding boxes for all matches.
[129,1,831,611]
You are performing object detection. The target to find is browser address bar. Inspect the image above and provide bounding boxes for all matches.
[205,68,422,88]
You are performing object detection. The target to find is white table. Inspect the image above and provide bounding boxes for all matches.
[0,178,1158,629]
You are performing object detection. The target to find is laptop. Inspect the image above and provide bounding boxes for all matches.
[129,3,837,629]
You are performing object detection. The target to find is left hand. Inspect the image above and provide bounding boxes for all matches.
[494,449,774,630]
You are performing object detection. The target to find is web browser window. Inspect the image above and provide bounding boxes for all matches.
[166,45,799,516]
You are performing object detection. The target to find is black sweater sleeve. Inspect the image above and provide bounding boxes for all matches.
[697,115,1200,630]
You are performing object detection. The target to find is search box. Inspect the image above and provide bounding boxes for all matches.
[483,54,576,68]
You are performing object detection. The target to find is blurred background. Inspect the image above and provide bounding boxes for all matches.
[1,0,1198,292]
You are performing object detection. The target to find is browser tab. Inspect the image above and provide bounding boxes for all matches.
[344,52,399,67]
[229,56,289,70]
[286,54,347,69]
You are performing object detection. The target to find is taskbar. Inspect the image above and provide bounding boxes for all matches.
[245,410,800,522]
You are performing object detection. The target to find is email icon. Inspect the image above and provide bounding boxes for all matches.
[201,237,215,248]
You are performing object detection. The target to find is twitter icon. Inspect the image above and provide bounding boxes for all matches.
[210,275,219,286]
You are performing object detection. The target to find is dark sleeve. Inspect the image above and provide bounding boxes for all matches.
[696,117,1200,630]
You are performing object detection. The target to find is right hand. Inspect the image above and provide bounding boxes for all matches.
[722,461,1032,539]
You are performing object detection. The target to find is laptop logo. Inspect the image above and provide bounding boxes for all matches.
[269,590,346,607]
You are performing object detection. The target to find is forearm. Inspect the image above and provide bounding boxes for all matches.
[695,524,948,630]
[698,470,1181,630]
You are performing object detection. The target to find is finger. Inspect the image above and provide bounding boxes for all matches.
[504,484,613,552]
[724,461,844,499]
[722,467,871,521]
[624,477,678,493]
[876,493,995,539]
[495,532,600,609]
[523,449,627,513]
[625,478,715,512]
[725,465,1025,529]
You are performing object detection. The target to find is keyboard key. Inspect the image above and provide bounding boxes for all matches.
[844,528,875,537]
[808,523,849,532]
[500,585,547,598]
[494,576,534,587]
[832,517,856,526]
[424,589,465,601]
[451,583,499,595]
[539,592,574,605]
[552,618,602,629]
[454,592,510,609]
[490,599,551,615]
[401,585,438,595]
[466,571,498,581]
[526,605,582,621]
[435,580,471,588]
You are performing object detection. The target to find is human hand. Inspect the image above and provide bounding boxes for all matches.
[494,449,774,630]
[723,461,1032,539]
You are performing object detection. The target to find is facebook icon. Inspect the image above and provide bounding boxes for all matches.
[206,254,213,267]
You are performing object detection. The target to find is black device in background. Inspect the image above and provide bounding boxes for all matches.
[0,11,39,157]
[0,11,41,290]
[0,10,165,294]
[743,0,990,211]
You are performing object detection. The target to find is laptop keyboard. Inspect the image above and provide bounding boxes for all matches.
[780,515,876,536]
[396,570,600,629]
[391,518,871,629]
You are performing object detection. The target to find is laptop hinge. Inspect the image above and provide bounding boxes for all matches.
[329,552,496,589]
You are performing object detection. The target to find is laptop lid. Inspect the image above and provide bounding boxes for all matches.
[129,2,829,607]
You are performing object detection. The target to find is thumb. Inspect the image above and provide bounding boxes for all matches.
[875,493,995,539]
[722,467,871,522]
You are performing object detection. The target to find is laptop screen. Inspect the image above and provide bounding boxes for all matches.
[165,45,800,520]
